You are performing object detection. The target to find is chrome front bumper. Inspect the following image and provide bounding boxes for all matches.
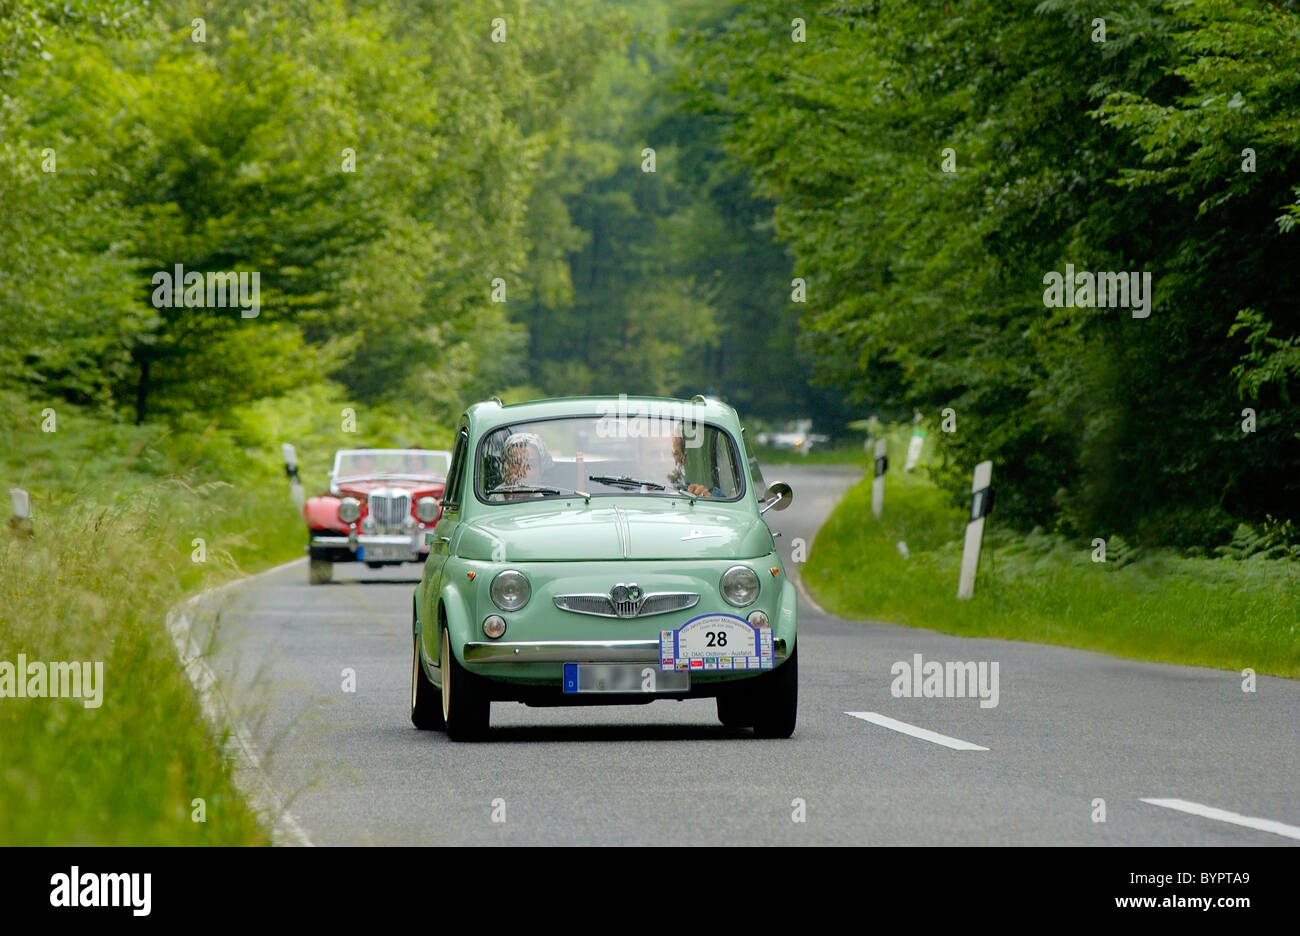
[309,533,424,557]
[463,637,789,665]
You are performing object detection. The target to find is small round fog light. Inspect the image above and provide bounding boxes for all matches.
[747,610,769,628]
[483,615,507,639]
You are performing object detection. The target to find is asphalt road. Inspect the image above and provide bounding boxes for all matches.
[194,465,1300,845]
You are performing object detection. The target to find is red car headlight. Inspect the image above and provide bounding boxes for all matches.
[416,496,440,523]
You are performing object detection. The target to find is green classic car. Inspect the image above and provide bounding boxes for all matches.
[410,395,797,740]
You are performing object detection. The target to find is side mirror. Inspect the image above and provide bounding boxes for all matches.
[760,481,793,515]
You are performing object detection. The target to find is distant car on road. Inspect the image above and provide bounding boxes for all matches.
[754,418,830,455]
[304,448,451,584]
[410,395,797,740]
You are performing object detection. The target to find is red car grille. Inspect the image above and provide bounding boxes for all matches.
[368,492,411,533]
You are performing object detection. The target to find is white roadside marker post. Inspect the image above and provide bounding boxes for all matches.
[903,425,925,472]
[957,461,993,600]
[282,443,305,508]
[9,487,33,537]
[871,438,888,518]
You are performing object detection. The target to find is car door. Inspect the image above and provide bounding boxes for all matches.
[422,425,468,654]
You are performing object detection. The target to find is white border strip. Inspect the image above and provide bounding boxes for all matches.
[1141,797,1300,842]
[166,557,313,846]
[845,711,989,751]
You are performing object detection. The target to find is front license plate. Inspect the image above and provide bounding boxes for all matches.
[362,543,409,562]
[661,613,774,672]
[562,663,690,694]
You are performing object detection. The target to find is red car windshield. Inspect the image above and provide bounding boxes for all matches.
[335,450,450,479]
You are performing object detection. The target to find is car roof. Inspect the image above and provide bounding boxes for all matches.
[463,395,738,435]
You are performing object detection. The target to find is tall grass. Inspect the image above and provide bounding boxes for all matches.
[0,385,446,843]
[803,431,1300,677]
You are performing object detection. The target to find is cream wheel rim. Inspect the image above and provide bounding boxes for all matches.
[411,637,419,712]
[440,631,451,722]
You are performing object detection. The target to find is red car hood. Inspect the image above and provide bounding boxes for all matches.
[333,479,444,498]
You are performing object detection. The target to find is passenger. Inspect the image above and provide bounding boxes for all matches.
[500,432,553,498]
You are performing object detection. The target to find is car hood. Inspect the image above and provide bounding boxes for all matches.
[332,479,444,498]
[457,500,774,561]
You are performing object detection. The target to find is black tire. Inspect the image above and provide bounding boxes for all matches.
[441,624,489,741]
[716,687,754,728]
[309,558,332,585]
[752,645,798,739]
[411,630,445,730]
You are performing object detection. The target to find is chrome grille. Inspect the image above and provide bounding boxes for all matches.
[615,595,639,618]
[553,594,615,616]
[553,592,699,618]
[367,491,411,533]
[638,593,699,616]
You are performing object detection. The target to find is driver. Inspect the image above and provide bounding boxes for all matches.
[638,433,719,498]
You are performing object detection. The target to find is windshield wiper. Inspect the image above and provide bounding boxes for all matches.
[587,474,666,491]
[486,484,590,502]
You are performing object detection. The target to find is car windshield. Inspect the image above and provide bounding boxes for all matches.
[335,450,450,479]
[477,415,745,504]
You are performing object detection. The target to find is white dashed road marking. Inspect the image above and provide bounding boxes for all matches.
[1140,798,1300,842]
[845,711,989,751]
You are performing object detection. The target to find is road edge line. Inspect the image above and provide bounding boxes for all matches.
[166,556,313,846]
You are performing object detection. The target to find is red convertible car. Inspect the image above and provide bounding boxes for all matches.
[304,448,451,584]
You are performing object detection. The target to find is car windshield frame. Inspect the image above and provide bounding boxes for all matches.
[333,449,451,481]
[472,413,748,506]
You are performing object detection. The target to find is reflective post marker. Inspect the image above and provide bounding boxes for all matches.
[957,461,993,599]
[903,426,925,472]
[282,443,305,508]
[9,487,32,537]
[872,439,888,518]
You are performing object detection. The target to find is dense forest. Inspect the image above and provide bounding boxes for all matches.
[3,0,1298,547]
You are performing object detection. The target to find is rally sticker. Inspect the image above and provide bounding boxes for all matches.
[661,613,773,671]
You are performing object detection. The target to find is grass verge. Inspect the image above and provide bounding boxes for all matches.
[803,431,1300,678]
[0,387,449,843]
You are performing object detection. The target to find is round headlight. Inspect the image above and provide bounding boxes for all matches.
[747,610,769,628]
[490,570,531,611]
[720,565,760,607]
[338,496,361,524]
[416,496,440,523]
[361,515,377,535]
[483,615,507,639]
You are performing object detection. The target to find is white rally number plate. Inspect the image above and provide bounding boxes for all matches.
[661,613,773,672]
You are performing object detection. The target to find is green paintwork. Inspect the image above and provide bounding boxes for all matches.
[414,395,796,694]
